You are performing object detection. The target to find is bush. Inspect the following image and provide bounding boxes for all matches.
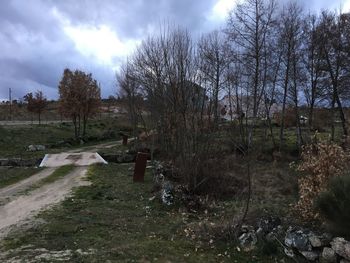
[316,175,350,237]
[295,141,350,220]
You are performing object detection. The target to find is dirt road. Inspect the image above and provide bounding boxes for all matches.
[0,138,126,240]
[0,168,56,205]
[67,138,134,153]
[0,120,69,126]
[0,167,89,239]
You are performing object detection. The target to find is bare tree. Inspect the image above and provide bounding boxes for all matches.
[226,0,276,124]
[117,62,144,141]
[277,3,303,151]
[316,11,349,139]
[198,30,230,126]
[302,14,323,129]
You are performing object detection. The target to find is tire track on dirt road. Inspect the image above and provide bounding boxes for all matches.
[0,168,56,205]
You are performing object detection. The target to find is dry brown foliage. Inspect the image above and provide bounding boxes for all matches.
[295,140,350,220]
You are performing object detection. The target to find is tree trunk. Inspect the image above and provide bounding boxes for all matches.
[279,42,292,151]
[331,93,336,141]
[279,69,290,151]
[73,115,78,140]
[335,93,348,137]
[83,115,87,137]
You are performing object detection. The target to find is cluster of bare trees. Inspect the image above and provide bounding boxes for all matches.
[117,0,350,189]
[117,28,214,191]
[58,68,101,139]
[225,0,350,150]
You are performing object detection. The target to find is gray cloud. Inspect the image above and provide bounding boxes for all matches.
[0,0,347,101]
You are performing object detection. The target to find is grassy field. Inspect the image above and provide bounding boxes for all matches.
[0,117,342,262]
[0,117,132,158]
[1,163,294,262]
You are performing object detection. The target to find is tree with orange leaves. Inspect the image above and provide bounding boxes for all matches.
[58,68,101,140]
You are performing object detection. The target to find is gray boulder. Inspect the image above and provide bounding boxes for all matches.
[284,247,295,258]
[309,234,322,248]
[27,145,46,152]
[285,227,311,251]
[331,237,350,260]
[161,181,174,206]
[321,247,336,263]
[239,230,257,252]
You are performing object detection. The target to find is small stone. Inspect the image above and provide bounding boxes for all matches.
[284,247,294,258]
[321,247,336,263]
[309,235,322,248]
[239,231,257,252]
[241,225,254,233]
[301,251,319,261]
[340,260,350,263]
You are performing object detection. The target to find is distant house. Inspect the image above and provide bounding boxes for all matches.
[218,95,281,121]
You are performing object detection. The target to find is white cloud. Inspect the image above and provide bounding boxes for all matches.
[63,24,139,65]
[343,0,350,11]
[52,7,139,66]
[210,0,238,20]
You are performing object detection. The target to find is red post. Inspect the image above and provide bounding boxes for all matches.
[133,152,148,182]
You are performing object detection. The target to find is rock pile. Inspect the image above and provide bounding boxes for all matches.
[236,217,350,262]
[99,151,135,163]
[284,228,350,262]
[27,145,46,151]
[153,161,175,206]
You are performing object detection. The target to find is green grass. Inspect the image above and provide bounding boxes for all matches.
[0,117,131,158]
[1,163,290,262]
[0,167,42,189]
[37,165,75,185]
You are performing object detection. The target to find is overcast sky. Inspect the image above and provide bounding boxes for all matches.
[0,0,349,101]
